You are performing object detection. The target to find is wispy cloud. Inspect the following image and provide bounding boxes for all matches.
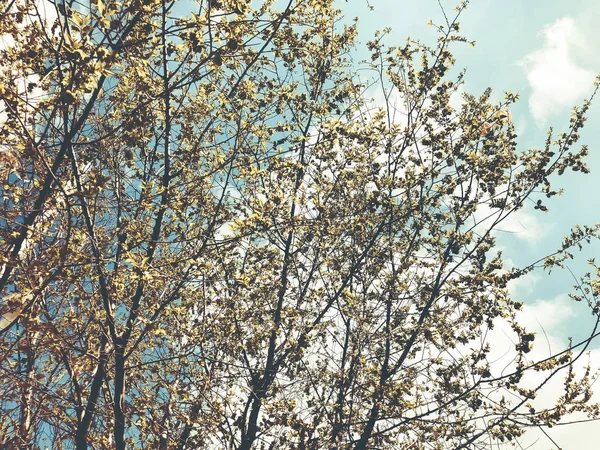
[520,17,596,125]
[485,293,600,449]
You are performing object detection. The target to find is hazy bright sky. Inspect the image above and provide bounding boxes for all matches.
[341,0,600,447]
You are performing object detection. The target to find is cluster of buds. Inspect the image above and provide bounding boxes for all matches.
[480,109,512,137]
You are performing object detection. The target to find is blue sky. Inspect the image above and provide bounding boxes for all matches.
[340,0,600,447]
[341,0,600,316]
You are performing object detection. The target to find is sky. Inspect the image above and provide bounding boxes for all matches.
[339,0,600,447]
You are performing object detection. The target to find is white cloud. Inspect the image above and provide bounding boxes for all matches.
[520,17,596,125]
[519,295,574,334]
[496,206,553,243]
[469,197,553,247]
[483,293,600,449]
[506,270,542,301]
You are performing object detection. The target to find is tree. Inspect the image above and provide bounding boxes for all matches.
[1,0,599,448]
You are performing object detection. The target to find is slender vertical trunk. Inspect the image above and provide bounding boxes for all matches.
[113,340,126,450]
[18,332,37,450]
[75,336,108,450]
[353,395,381,450]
